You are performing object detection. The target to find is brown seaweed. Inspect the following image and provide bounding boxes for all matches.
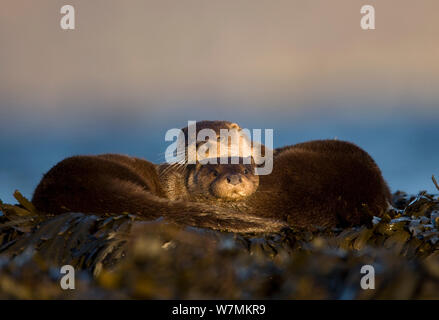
[0,188,439,299]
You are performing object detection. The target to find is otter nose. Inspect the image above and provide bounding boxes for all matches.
[226,175,242,185]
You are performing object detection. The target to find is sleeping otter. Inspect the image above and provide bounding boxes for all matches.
[32,139,391,232]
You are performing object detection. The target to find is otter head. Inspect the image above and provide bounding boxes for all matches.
[186,157,259,202]
[180,121,254,163]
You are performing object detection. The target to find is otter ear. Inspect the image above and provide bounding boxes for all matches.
[229,122,241,131]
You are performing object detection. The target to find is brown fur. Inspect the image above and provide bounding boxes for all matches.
[32,154,279,233]
[178,120,265,163]
[247,140,392,229]
[32,139,391,233]
[159,158,259,202]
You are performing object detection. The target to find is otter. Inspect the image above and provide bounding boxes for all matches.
[253,139,392,228]
[163,138,391,230]
[32,138,391,232]
[32,154,279,233]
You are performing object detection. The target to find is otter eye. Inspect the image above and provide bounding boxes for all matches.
[244,169,249,174]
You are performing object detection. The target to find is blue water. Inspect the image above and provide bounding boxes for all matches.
[1,114,438,204]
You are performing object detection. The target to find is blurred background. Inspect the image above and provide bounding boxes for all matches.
[1,0,438,203]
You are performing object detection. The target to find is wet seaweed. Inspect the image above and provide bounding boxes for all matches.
[0,188,439,299]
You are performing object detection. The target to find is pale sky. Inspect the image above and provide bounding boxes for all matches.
[1,0,438,126]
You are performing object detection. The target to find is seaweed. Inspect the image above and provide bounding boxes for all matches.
[0,187,439,299]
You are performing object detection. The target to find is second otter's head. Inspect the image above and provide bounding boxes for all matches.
[180,120,254,162]
[186,157,259,202]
